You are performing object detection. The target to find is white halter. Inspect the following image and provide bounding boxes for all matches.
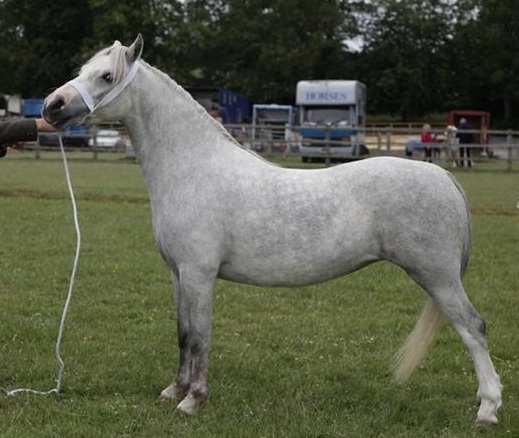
[67,61,139,113]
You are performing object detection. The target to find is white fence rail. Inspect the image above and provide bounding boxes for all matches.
[224,124,519,169]
[20,122,519,169]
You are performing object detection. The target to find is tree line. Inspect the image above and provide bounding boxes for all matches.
[0,0,517,126]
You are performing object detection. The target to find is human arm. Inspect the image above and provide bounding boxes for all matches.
[0,118,39,144]
[0,118,56,157]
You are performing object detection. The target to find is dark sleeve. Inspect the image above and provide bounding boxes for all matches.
[0,119,38,144]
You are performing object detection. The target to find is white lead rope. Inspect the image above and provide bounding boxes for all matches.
[2,61,138,398]
[1,133,81,397]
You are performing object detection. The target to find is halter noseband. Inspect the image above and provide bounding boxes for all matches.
[67,61,140,114]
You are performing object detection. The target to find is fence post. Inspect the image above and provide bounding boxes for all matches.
[91,125,98,160]
[445,126,457,168]
[385,128,391,151]
[34,139,41,159]
[482,125,489,157]
[507,129,513,171]
[324,124,331,166]
[266,139,273,158]
[247,123,253,152]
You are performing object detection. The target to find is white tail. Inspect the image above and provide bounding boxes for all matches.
[394,298,444,381]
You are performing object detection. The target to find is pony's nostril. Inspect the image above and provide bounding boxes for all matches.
[47,95,65,113]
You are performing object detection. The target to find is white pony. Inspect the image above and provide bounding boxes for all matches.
[43,35,501,426]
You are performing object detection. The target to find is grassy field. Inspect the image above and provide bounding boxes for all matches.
[0,151,518,437]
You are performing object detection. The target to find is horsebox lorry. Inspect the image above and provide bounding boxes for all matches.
[296,80,368,162]
[251,103,296,144]
[183,86,250,124]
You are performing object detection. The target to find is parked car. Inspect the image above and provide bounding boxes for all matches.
[88,129,126,148]
[38,125,91,147]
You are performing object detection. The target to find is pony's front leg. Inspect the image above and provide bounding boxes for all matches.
[158,328,192,402]
[159,273,191,403]
[160,266,215,415]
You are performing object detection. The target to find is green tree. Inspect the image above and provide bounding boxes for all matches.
[175,0,360,104]
[8,0,518,126]
[358,0,476,119]
[85,0,185,71]
[0,1,184,98]
[453,0,519,125]
[0,0,92,97]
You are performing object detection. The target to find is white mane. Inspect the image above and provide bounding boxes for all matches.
[137,59,245,148]
[86,43,268,161]
[83,42,131,84]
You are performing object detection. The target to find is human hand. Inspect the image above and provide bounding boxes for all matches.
[0,142,24,158]
[36,118,56,132]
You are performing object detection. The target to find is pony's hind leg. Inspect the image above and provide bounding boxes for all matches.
[450,316,502,426]
[416,282,501,426]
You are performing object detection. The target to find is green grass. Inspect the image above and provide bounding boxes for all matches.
[0,151,518,437]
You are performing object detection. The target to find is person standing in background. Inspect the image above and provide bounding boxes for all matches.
[421,123,434,162]
[457,117,474,167]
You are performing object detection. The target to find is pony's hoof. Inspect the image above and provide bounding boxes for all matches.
[475,398,500,427]
[158,385,181,403]
[175,398,198,415]
[474,416,498,428]
[174,393,206,415]
[173,405,195,416]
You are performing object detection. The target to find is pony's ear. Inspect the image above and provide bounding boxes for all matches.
[127,34,144,62]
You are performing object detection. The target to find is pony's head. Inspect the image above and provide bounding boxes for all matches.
[43,35,143,128]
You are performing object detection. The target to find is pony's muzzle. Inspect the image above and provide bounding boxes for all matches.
[43,90,83,129]
[43,94,66,123]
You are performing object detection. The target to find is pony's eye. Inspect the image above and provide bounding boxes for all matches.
[102,72,113,83]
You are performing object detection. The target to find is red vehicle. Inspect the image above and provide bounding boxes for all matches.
[447,110,490,144]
